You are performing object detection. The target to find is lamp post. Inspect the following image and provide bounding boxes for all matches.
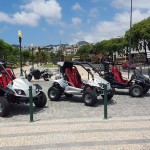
[128,0,132,79]
[18,30,23,76]
[30,43,34,68]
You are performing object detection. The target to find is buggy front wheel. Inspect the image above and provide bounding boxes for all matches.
[0,97,9,117]
[34,91,47,108]
[83,90,97,106]
[48,87,61,101]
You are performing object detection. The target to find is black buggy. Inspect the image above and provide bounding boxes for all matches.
[99,61,150,97]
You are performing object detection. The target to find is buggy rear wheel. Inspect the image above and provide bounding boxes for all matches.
[83,90,97,106]
[48,87,61,101]
[0,97,9,117]
[129,84,143,97]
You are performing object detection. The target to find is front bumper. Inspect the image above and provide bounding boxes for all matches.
[144,83,150,88]
[14,92,42,103]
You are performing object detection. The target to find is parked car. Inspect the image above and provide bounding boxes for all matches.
[122,62,136,70]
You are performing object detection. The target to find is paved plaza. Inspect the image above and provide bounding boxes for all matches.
[0,65,150,149]
[1,116,150,150]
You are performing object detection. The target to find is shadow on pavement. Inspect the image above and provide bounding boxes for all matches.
[114,91,150,98]
[95,99,117,107]
[6,104,46,118]
[114,91,129,95]
[52,96,117,107]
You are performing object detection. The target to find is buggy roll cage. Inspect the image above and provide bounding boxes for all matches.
[61,61,102,80]
[0,62,14,80]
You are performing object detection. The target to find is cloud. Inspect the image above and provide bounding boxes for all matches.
[91,0,99,3]
[71,9,150,43]
[59,30,64,35]
[0,25,7,32]
[72,3,83,11]
[89,8,99,18]
[0,0,62,26]
[0,12,10,22]
[115,9,150,24]
[12,12,40,26]
[21,0,62,19]
[72,17,82,26]
[112,0,150,10]
[0,11,40,26]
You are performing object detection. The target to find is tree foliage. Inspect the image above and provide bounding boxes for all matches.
[125,17,150,63]
[76,17,150,63]
[0,39,20,63]
[76,44,93,59]
[22,50,31,64]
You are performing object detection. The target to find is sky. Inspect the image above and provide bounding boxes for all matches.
[0,0,150,46]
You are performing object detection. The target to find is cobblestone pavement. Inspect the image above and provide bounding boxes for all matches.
[0,65,150,149]
[0,64,150,122]
[0,116,150,149]
[0,78,150,122]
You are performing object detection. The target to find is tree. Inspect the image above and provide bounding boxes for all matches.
[76,44,93,60]
[40,51,49,64]
[125,17,150,63]
[93,38,125,56]
[0,39,20,63]
[22,50,31,64]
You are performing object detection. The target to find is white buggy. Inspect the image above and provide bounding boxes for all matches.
[48,61,113,106]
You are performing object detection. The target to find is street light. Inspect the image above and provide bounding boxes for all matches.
[18,30,23,76]
[30,43,34,68]
[128,0,132,79]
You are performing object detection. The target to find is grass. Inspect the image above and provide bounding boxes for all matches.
[44,63,53,68]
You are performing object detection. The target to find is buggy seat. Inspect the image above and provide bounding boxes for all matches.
[111,66,128,85]
[65,68,75,87]
[72,66,83,88]
[0,68,16,88]
[0,76,3,88]
[62,61,83,88]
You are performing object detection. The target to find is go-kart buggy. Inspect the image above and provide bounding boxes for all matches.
[102,61,150,97]
[47,61,113,106]
[0,62,47,117]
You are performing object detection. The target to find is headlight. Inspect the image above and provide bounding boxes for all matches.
[15,89,26,95]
